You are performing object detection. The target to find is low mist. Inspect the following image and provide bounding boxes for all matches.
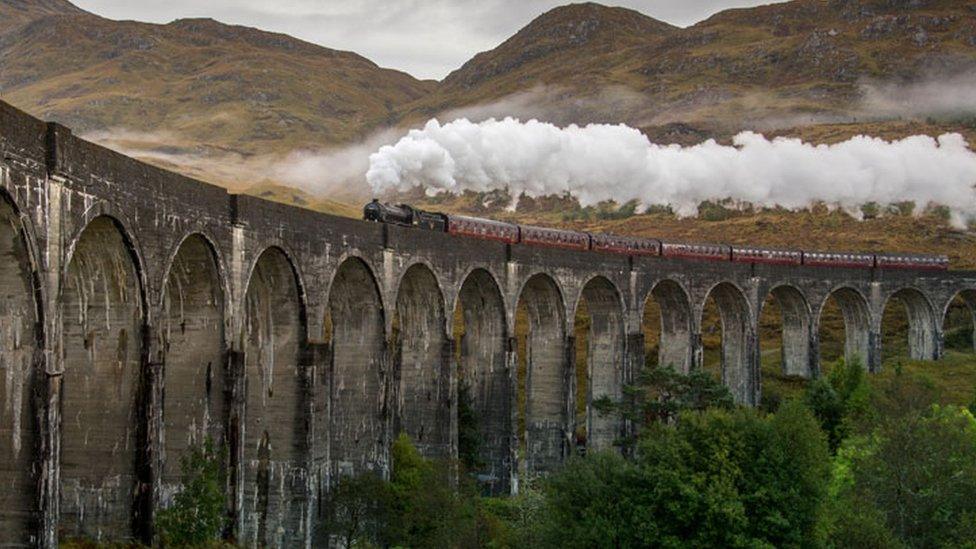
[367,117,976,226]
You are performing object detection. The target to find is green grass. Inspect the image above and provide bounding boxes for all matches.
[759,350,976,406]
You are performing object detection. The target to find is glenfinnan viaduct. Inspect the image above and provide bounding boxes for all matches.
[2,99,976,547]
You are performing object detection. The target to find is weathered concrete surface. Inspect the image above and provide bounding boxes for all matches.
[393,264,451,459]
[60,216,145,542]
[328,257,387,479]
[159,234,225,506]
[454,268,511,495]
[575,277,625,453]
[0,193,40,547]
[2,100,976,546]
[519,274,568,477]
[239,247,307,547]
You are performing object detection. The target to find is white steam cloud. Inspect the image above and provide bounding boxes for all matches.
[367,117,976,225]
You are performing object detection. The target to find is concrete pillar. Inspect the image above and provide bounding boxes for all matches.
[564,335,577,456]
[868,329,882,373]
[809,327,822,379]
[226,349,246,539]
[747,331,761,407]
[137,357,164,544]
[505,336,519,495]
[691,332,704,372]
[38,352,61,549]
[623,332,644,455]
[625,332,645,383]
[310,340,333,547]
[300,342,328,549]
[444,337,459,464]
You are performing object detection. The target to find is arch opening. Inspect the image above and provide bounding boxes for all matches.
[159,235,225,506]
[328,258,386,478]
[881,288,938,363]
[393,265,449,459]
[573,277,624,454]
[943,291,976,354]
[61,216,144,541]
[0,197,40,546]
[642,280,692,372]
[241,247,305,548]
[516,274,567,476]
[818,288,871,374]
[759,286,812,379]
[453,269,509,494]
[701,283,756,405]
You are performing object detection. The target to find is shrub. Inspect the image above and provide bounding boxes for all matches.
[155,440,226,547]
[457,381,484,472]
[323,471,390,548]
[804,358,871,451]
[388,434,477,547]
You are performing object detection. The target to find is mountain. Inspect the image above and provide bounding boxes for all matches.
[0,0,83,29]
[403,0,976,137]
[1,0,974,202]
[0,0,433,191]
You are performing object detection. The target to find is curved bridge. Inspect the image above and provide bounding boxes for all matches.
[2,100,975,547]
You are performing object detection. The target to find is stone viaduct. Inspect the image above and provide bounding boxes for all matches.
[1,100,975,547]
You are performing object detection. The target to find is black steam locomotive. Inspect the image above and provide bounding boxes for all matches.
[363,200,949,271]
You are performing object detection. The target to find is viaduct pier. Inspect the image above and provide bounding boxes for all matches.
[1,100,975,547]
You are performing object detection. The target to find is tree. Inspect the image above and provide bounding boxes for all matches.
[804,358,871,451]
[593,364,734,451]
[322,472,390,548]
[155,440,226,547]
[536,402,831,548]
[385,433,477,548]
[841,404,976,547]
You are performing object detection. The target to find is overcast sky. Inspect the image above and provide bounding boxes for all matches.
[70,1,784,80]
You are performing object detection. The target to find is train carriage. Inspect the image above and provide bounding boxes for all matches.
[732,246,803,266]
[520,224,590,251]
[876,253,949,271]
[446,214,520,244]
[802,251,875,269]
[661,242,732,262]
[590,233,661,256]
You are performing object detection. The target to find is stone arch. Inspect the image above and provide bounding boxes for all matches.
[0,192,42,546]
[882,288,939,362]
[517,273,568,476]
[453,268,510,494]
[159,234,226,506]
[760,285,813,378]
[818,287,872,371]
[327,256,386,477]
[700,282,757,405]
[393,263,449,458]
[573,276,625,453]
[240,246,307,548]
[60,215,146,541]
[942,290,976,353]
[643,279,693,372]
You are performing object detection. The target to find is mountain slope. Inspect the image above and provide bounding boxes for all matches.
[442,3,675,93]
[0,1,434,168]
[0,0,83,30]
[402,0,976,134]
[1,0,974,203]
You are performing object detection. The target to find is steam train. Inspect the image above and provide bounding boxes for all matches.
[363,201,949,271]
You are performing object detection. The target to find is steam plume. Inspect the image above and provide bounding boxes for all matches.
[367,118,976,225]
